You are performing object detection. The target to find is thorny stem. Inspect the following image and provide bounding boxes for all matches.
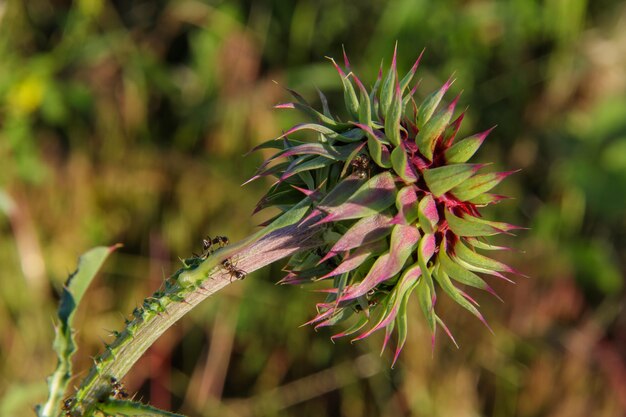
[70,222,322,416]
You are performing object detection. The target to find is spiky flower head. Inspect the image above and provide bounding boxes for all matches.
[248,46,521,363]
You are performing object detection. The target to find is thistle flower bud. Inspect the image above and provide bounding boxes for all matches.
[249,47,521,363]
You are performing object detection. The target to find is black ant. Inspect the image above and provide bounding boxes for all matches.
[201,235,230,258]
[350,155,370,179]
[110,376,129,399]
[62,397,74,416]
[221,258,246,281]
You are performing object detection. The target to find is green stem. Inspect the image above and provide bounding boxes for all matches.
[69,222,321,416]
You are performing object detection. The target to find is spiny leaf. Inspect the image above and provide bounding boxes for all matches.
[453,240,514,273]
[451,171,516,201]
[380,43,398,117]
[316,172,397,224]
[392,273,420,366]
[417,77,454,128]
[415,94,459,161]
[352,294,396,342]
[416,275,436,334]
[328,57,359,119]
[370,61,383,104]
[245,197,313,245]
[442,111,465,147]
[340,141,368,177]
[452,254,515,284]
[391,144,418,183]
[351,73,372,126]
[274,102,350,130]
[254,188,305,214]
[37,245,120,417]
[320,212,393,262]
[317,88,332,118]
[356,263,421,345]
[242,162,290,186]
[423,163,483,197]
[279,123,365,143]
[277,143,360,161]
[280,156,336,182]
[341,224,420,300]
[286,249,322,272]
[317,176,365,208]
[445,210,512,237]
[439,243,492,292]
[354,123,392,168]
[318,239,387,279]
[246,138,307,155]
[384,82,402,146]
[432,265,491,329]
[393,185,419,224]
[436,315,460,348]
[468,193,509,206]
[444,127,494,163]
[399,49,424,93]
[416,233,437,301]
[315,305,354,329]
[465,237,511,251]
[417,194,439,234]
[331,314,369,341]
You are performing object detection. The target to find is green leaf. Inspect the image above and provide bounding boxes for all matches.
[451,171,514,201]
[415,96,457,161]
[399,50,423,93]
[328,57,359,119]
[355,123,392,168]
[395,185,419,224]
[464,237,510,251]
[453,240,513,273]
[416,276,436,333]
[254,188,305,214]
[247,138,307,155]
[423,164,481,197]
[432,265,489,326]
[416,233,437,299]
[468,193,506,206]
[370,62,383,105]
[277,141,362,162]
[274,102,350,130]
[384,83,402,146]
[331,314,369,341]
[444,127,493,163]
[37,246,120,417]
[417,78,453,128]
[445,210,516,237]
[317,172,397,224]
[417,194,439,234]
[340,224,420,300]
[351,73,372,127]
[379,44,397,117]
[279,124,365,143]
[439,244,490,291]
[322,213,393,261]
[280,156,335,182]
[391,145,417,183]
[340,142,367,178]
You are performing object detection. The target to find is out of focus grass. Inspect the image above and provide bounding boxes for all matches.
[0,0,624,416]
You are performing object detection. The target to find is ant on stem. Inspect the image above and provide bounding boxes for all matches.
[221,258,246,281]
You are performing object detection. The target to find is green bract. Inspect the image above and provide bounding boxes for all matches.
[249,47,520,363]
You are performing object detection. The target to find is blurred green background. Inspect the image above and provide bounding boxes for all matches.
[1,0,625,416]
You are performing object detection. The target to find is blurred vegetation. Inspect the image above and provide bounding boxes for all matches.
[0,0,625,416]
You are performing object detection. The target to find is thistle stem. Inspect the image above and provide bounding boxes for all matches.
[70,222,322,416]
